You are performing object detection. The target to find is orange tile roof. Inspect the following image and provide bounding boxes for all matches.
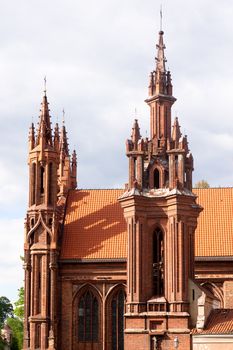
[194,188,233,257]
[61,188,233,260]
[193,309,233,334]
[60,189,127,260]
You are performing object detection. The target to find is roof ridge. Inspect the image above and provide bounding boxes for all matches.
[194,187,233,189]
[71,188,125,191]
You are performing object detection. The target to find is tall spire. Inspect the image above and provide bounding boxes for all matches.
[155,30,166,73]
[36,90,53,146]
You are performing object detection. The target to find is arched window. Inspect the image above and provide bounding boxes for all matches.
[48,162,53,204]
[154,169,160,189]
[111,289,125,350]
[40,166,45,194]
[78,290,99,342]
[31,163,36,205]
[153,228,164,296]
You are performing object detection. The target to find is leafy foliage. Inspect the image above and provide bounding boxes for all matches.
[0,337,7,350]
[0,288,24,350]
[14,287,24,321]
[7,317,23,350]
[0,296,13,328]
[194,180,210,188]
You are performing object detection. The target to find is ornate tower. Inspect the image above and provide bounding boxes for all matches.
[23,91,77,350]
[119,30,202,350]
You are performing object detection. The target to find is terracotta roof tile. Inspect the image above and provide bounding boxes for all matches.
[60,189,127,260]
[193,309,233,334]
[61,188,233,260]
[193,188,233,257]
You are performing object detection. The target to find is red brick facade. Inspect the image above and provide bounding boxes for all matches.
[23,30,233,350]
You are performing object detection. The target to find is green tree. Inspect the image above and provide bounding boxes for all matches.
[6,317,23,350]
[0,337,7,350]
[0,296,13,328]
[6,287,24,350]
[14,287,24,321]
[194,180,210,188]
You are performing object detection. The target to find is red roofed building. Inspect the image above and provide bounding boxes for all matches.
[23,28,233,350]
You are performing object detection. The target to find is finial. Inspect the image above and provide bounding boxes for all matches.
[160,4,163,32]
[134,107,137,118]
[62,108,65,124]
[44,76,47,96]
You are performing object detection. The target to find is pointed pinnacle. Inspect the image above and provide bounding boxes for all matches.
[131,119,141,144]
[60,123,69,157]
[37,94,53,146]
[172,117,182,142]
[155,30,167,73]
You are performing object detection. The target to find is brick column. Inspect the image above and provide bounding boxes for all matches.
[23,250,31,349]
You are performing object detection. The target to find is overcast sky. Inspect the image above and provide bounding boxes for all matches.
[0,0,233,302]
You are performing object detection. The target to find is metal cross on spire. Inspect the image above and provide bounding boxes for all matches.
[44,76,47,96]
[62,108,65,124]
[160,4,163,31]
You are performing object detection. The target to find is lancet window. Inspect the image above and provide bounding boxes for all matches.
[78,290,99,342]
[111,289,125,350]
[153,228,164,296]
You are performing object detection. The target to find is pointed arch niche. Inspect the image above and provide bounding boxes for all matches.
[149,165,165,189]
[153,227,164,296]
[106,285,126,350]
[73,284,102,349]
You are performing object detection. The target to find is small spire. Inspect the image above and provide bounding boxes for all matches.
[29,122,35,150]
[72,149,77,166]
[155,30,167,73]
[131,119,141,146]
[54,122,60,152]
[172,117,182,143]
[60,118,69,157]
[71,149,77,189]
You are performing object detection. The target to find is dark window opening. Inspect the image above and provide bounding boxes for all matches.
[48,163,52,204]
[175,155,178,178]
[78,290,99,342]
[153,228,164,296]
[192,289,195,301]
[154,169,160,189]
[111,289,125,350]
[40,166,45,194]
[32,163,36,204]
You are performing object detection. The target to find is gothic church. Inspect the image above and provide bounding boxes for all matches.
[23,29,233,350]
